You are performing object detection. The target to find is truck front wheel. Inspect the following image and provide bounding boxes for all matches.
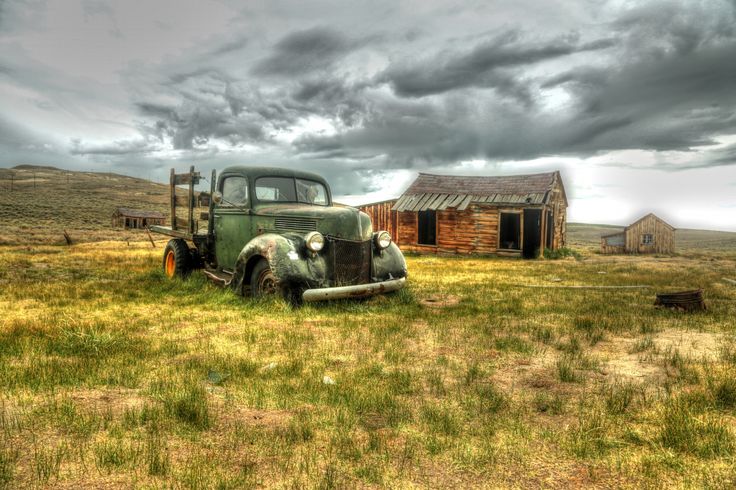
[163,239,192,279]
[250,259,280,297]
[250,259,303,306]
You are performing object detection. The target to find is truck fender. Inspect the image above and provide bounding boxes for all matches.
[372,242,408,282]
[230,233,328,295]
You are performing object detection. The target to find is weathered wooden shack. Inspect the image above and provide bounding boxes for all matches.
[600,213,675,254]
[359,171,567,258]
[112,207,166,230]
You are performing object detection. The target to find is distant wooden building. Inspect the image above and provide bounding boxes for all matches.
[112,207,165,230]
[600,213,675,254]
[359,171,567,258]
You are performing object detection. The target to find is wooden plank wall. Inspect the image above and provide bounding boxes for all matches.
[600,234,626,254]
[548,178,567,249]
[358,201,398,241]
[397,205,504,255]
[625,215,674,254]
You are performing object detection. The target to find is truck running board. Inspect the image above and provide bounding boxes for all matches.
[202,269,233,287]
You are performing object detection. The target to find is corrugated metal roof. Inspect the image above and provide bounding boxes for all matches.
[392,172,558,212]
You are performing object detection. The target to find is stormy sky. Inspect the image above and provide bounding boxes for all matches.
[1,0,735,230]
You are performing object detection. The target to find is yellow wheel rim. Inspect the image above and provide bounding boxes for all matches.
[165,251,176,278]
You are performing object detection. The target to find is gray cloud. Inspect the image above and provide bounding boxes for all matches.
[378,30,615,99]
[252,27,359,77]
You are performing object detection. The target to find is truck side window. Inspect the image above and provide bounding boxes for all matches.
[221,176,248,206]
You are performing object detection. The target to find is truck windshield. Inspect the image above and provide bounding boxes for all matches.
[255,177,328,206]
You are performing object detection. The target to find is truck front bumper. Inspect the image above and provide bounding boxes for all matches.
[302,277,406,302]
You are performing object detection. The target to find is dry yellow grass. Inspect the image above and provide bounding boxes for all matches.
[1,240,736,488]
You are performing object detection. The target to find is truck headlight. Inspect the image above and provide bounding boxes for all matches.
[374,231,391,249]
[305,231,325,252]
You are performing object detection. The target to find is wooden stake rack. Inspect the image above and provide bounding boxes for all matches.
[170,166,201,235]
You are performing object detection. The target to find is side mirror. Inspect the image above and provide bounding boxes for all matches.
[212,191,223,205]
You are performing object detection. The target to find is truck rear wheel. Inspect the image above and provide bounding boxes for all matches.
[163,239,192,279]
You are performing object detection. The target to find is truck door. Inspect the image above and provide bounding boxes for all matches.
[213,175,252,271]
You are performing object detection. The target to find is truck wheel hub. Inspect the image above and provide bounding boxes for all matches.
[257,270,278,295]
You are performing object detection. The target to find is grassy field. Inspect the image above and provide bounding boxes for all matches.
[1,241,736,488]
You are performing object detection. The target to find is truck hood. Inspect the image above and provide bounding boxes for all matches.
[254,204,373,241]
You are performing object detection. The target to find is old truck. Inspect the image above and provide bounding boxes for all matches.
[149,166,407,303]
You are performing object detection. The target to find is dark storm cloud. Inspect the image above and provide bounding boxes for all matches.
[2,0,736,186]
[541,15,736,155]
[134,80,275,151]
[251,27,361,77]
[611,0,736,56]
[378,30,616,99]
[289,1,736,168]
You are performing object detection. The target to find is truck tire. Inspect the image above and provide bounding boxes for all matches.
[250,259,281,297]
[163,239,192,279]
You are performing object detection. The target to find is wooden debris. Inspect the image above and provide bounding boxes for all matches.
[62,230,72,246]
[655,289,706,312]
[145,227,156,248]
[723,278,736,286]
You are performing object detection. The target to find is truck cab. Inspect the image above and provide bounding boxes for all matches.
[151,166,407,303]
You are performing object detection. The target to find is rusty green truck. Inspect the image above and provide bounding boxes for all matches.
[149,166,407,303]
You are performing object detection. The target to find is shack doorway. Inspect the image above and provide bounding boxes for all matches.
[545,210,554,249]
[523,209,542,258]
[499,212,521,251]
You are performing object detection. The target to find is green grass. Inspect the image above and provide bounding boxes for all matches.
[0,242,735,486]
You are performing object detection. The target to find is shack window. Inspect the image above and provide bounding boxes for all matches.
[417,210,436,245]
[499,212,521,250]
[605,233,624,246]
[642,233,654,245]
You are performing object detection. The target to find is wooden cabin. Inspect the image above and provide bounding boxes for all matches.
[600,213,675,255]
[112,207,165,230]
[359,171,567,258]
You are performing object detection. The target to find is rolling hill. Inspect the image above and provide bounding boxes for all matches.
[0,165,175,245]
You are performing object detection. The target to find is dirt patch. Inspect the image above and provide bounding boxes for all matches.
[599,347,664,381]
[492,346,557,392]
[208,393,293,430]
[226,407,292,428]
[655,329,722,359]
[64,388,147,412]
[597,328,723,381]
[419,295,460,308]
[404,320,458,361]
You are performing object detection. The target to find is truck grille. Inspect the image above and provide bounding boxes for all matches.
[329,238,372,286]
[274,217,318,233]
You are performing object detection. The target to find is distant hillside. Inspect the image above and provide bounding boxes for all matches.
[568,222,736,254]
[0,166,178,245]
